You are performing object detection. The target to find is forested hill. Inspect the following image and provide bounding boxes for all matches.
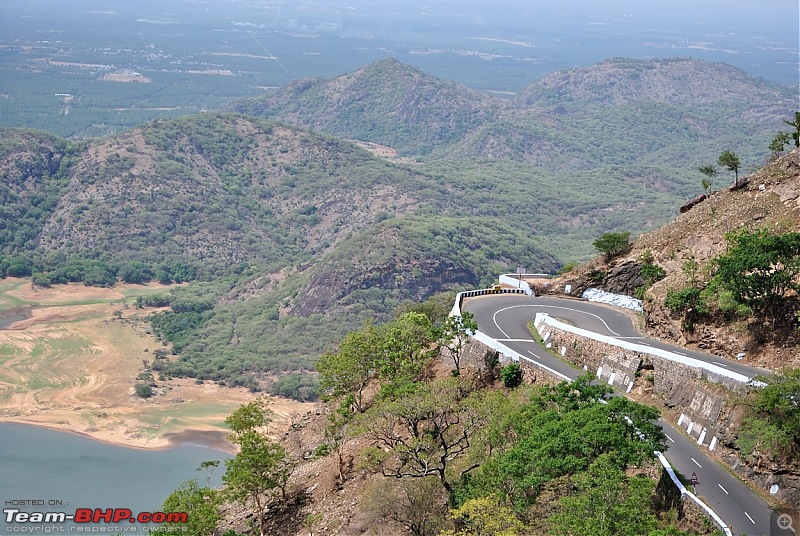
[229,57,795,162]
[227,57,797,261]
[0,114,558,392]
[227,58,507,157]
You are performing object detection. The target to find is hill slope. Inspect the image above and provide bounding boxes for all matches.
[228,58,506,157]
[0,114,558,389]
[228,57,797,259]
[555,147,800,369]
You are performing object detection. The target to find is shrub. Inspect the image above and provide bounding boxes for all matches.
[501,363,523,388]
[593,232,631,261]
[664,287,709,331]
[134,383,153,398]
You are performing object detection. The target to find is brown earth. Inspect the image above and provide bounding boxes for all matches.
[0,279,316,451]
[545,147,800,372]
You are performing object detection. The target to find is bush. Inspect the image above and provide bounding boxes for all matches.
[134,383,153,398]
[593,232,631,261]
[501,363,523,388]
[664,287,709,331]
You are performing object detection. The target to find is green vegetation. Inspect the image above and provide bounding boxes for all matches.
[717,150,741,182]
[635,251,667,300]
[151,480,222,536]
[593,232,632,262]
[770,112,800,156]
[698,164,718,194]
[663,230,800,333]
[223,399,294,536]
[500,363,523,388]
[737,368,800,461]
[711,230,800,324]
[664,287,709,332]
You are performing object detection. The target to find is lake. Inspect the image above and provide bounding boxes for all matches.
[0,423,230,531]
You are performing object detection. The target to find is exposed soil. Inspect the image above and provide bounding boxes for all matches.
[0,279,316,451]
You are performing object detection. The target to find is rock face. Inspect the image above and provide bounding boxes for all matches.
[679,194,708,213]
[603,260,645,295]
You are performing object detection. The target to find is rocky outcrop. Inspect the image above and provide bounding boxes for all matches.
[679,194,708,213]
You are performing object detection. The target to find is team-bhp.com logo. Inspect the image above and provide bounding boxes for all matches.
[4,508,188,524]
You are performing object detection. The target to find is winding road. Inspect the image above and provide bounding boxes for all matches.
[462,294,791,536]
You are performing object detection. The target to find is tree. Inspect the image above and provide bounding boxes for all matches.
[440,312,478,374]
[222,399,293,536]
[547,454,658,536]
[737,368,800,458]
[718,150,741,182]
[713,230,800,323]
[364,477,448,536]
[664,287,709,332]
[150,480,222,536]
[784,111,800,148]
[316,323,380,413]
[501,363,523,388]
[441,496,524,536]
[379,312,439,380]
[365,378,488,494]
[698,164,717,194]
[134,383,153,398]
[593,232,631,262]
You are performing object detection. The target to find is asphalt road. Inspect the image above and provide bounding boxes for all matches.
[462,294,791,536]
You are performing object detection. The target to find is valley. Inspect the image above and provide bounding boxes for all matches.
[0,278,314,450]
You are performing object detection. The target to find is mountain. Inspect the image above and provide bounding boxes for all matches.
[0,113,558,389]
[515,57,790,110]
[227,57,796,260]
[228,58,506,157]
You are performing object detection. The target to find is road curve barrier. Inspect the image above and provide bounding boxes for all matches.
[453,287,735,536]
[534,313,752,384]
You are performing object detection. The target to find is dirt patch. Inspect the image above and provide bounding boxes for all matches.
[0,281,317,450]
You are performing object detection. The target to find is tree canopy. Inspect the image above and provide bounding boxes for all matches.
[713,230,800,323]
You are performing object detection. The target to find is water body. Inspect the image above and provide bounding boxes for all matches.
[0,308,30,329]
[0,423,230,532]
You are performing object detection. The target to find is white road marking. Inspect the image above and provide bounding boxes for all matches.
[490,304,622,337]
[718,484,729,495]
[712,361,729,368]
[691,457,702,468]
[745,512,755,524]
[674,352,689,357]
[497,338,536,342]
[665,434,675,443]
[527,351,541,360]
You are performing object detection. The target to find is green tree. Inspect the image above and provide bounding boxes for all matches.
[365,378,488,494]
[737,368,800,458]
[222,399,293,536]
[134,383,153,398]
[718,150,741,182]
[316,323,380,413]
[664,287,709,332]
[593,232,632,262]
[769,132,793,158]
[501,363,523,388]
[150,480,222,536]
[379,312,439,379]
[441,496,524,536]
[547,454,658,536]
[698,164,717,195]
[440,312,478,374]
[783,111,800,148]
[713,230,800,323]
